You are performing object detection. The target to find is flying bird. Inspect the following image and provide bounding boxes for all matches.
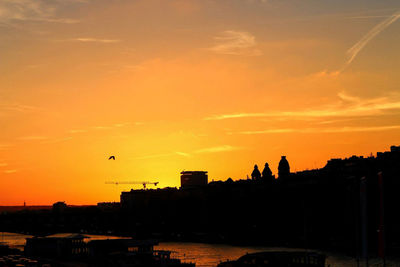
[108,156,115,160]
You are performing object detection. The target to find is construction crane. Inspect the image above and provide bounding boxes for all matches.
[105,181,159,189]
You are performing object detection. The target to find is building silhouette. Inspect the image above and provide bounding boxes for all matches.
[180,171,208,189]
[278,156,290,179]
[262,162,273,182]
[2,145,400,257]
[251,164,261,180]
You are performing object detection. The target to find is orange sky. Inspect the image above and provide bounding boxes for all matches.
[1,0,400,205]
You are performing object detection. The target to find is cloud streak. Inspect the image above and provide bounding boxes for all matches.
[0,144,12,150]
[134,151,190,160]
[195,145,240,154]
[17,136,48,141]
[175,151,191,157]
[0,0,80,26]
[205,92,400,120]
[71,38,121,43]
[209,30,262,56]
[134,145,242,160]
[343,9,400,70]
[0,103,39,115]
[69,122,135,135]
[3,169,17,174]
[230,125,400,135]
[69,129,87,134]
[41,137,73,144]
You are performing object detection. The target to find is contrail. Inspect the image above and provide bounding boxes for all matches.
[343,10,400,70]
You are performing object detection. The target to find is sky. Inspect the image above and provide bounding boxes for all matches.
[1,0,400,205]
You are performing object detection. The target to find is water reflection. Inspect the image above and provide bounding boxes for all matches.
[0,232,32,249]
[155,243,397,267]
[1,233,399,267]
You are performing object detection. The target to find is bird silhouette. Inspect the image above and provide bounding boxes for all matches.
[108,156,115,160]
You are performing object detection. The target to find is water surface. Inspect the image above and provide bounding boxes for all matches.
[1,232,398,267]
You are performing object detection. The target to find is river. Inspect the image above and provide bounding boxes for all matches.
[1,232,398,267]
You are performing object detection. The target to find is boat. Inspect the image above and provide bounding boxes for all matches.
[87,239,195,267]
[217,251,325,267]
[25,236,195,266]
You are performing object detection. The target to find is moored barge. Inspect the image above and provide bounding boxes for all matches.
[217,251,325,267]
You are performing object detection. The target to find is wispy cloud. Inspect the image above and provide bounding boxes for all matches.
[316,117,363,125]
[134,146,240,160]
[113,122,132,127]
[209,30,262,56]
[230,125,400,135]
[69,122,135,134]
[206,113,268,120]
[337,91,360,102]
[70,38,121,43]
[195,145,241,154]
[230,129,296,135]
[175,151,191,157]
[205,92,400,120]
[0,163,8,167]
[134,151,190,160]
[24,18,79,24]
[245,0,268,3]
[342,9,400,71]
[349,15,395,19]
[0,0,80,26]
[3,169,17,174]
[134,153,171,160]
[312,70,340,78]
[0,103,39,114]
[17,136,48,141]
[325,125,400,133]
[41,137,73,144]
[69,129,87,134]
[0,144,12,150]
[14,134,72,144]
[93,126,112,130]
[15,122,134,146]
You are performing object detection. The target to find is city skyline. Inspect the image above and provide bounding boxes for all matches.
[1,0,400,205]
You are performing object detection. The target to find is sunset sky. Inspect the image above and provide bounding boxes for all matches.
[1,0,400,205]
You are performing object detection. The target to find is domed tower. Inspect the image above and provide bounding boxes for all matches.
[251,164,261,180]
[278,156,290,179]
[262,162,273,182]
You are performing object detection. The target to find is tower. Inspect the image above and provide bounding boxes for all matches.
[262,162,273,182]
[251,164,261,180]
[278,156,290,179]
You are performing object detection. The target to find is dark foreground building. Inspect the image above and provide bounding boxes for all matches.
[2,145,400,258]
[117,145,400,256]
[180,171,208,189]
